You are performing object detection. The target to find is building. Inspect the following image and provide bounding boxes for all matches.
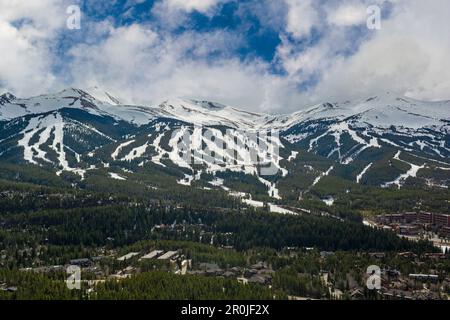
[222,271,235,278]
[251,261,269,270]
[157,251,178,261]
[377,212,449,229]
[140,250,163,260]
[320,251,335,258]
[385,269,401,278]
[398,225,420,236]
[349,289,365,300]
[397,252,417,258]
[248,274,270,285]
[377,214,404,224]
[122,266,136,275]
[382,290,413,300]
[433,213,450,227]
[0,286,18,293]
[409,274,439,283]
[403,212,418,223]
[439,227,450,238]
[424,253,446,259]
[117,252,140,261]
[69,258,92,267]
[198,263,222,275]
[376,212,418,225]
[369,252,386,259]
[418,211,433,224]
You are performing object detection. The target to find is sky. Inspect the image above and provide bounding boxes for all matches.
[0,0,450,113]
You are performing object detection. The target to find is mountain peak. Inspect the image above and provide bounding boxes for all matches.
[0,92,17,105]
[57,87,87,96]
[359,91,412,104]
[55,87,122,105]
[83,86,122,105]
[189,99,227,110]
[159,98,226,112]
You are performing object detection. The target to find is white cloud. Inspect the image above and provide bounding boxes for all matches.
[60,0,450,112]
[0,21,55,95]
[272,0,450,110]
[151,0,225,30]
[67,24,286,109]
[163,0,223,13]
[1,0,450,114]
[327,2,367,27]
[124,0,146,9]
[284,0,319,39]
[0,0,65,33]
[0,0,67,96]
[298,0,450,104]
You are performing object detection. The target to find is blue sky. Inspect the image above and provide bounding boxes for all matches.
[1,0,449,112]
[67,0,284,64]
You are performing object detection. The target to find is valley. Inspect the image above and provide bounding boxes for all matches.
[0,88,449,300]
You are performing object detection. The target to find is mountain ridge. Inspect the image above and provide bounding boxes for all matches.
[1,88,448,128]
[0,87,448,200]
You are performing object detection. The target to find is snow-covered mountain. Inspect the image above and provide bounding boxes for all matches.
[1,88,447,130]
[0,88,448,196]
[268,92,448,129]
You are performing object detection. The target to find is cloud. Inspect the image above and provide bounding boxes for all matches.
[326,2,368,27]
[0,20,55,95]
[295,0,450,103]
[150,0,226,30]
[124,0,146,9]
[67,24,283,109]
[284,0,320,39]
[271,0,450,110]
[163,0,223,13]
[0,0,68,96]
[1,0,450,114]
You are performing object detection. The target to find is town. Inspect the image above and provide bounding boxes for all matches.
[4,216,448,301]
[366,211,450,252]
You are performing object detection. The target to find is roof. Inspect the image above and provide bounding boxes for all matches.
[199,263,221,271]
[117,252,140,261]
[140,250,163,260]
[383,290,413,300]
[69,258,91,265]
[250,261,268,269]
[409,274,438,278]
[248,275,267,284]
[157,251,178,260]
[350,289,364,298]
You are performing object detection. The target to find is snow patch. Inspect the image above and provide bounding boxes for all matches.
[356,163,373,183]
[312,166,334,187]
[288,151,299,162]
[382,152,426,188]
[322,196,335,207]
[112,140,135,160]
[109,172,127,181]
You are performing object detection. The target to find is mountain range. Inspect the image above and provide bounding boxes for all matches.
[0,87,448,206]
